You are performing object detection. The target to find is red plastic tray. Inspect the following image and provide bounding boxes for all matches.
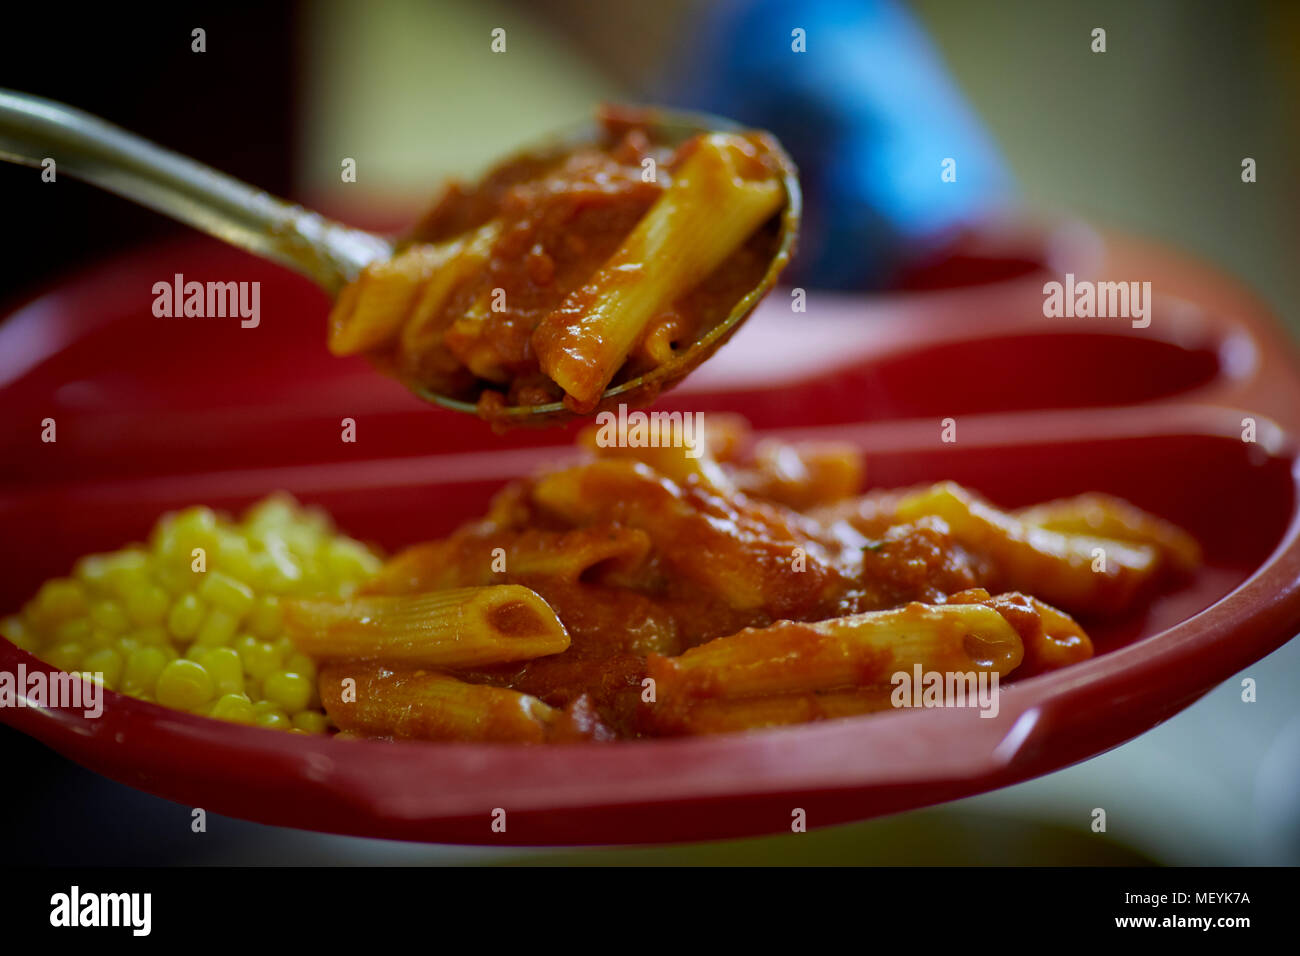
[2,224,1298,845]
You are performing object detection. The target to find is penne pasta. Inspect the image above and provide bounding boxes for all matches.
[807,488,910,539]
[634,309,690,368]
[319,661,557,743]
[327,243,450,356]
[692,413,751,463]
[506,526,654,584]
[946,588,1093,676]
[398,220,503,374]
[646,602,1024,702]
[327,219,503,375]
[653,687,896,736]
[283,584,570,667]
[894,482,1162,614]
[579,411,734,493]
[532,133,786,410]
[358,539,465,595]
[361,526,654,595]
[732,439,864,510]
[1022,595,1094,672]
[441,291,506,383]
[531,458,850,617]
[1015,492,1202,574]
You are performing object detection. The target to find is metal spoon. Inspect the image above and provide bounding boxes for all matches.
[0,89,800,423]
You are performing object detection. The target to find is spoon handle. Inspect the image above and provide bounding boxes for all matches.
[0,89,389,293]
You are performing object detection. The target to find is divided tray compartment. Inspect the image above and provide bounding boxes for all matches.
[1,227,1298,845]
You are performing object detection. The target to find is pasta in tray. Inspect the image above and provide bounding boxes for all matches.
[1,415,1201,741]
[326,107,794,421]
[277,415,1199,743]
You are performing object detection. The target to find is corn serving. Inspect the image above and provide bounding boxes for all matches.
[0,494,381,733]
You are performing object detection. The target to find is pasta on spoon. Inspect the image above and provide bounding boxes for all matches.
[326,107,798,424]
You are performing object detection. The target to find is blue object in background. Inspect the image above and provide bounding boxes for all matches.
[658,0,1013,289]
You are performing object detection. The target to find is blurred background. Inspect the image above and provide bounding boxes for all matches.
[1,0,1297,864]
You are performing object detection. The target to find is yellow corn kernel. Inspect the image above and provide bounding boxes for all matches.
[198,647,245,696]
[198,571,255,618]
[275,525,317,558]
[122,646,168,696]
[294,563,329,596]
[30,578,89,628]
[263,669,312,714]
[105,558,152,601]
[284,652,317,681]
[149,516,179,557]
[87,629,118,650]
[98,546,148,571]
[51,617,92,645]
[244,494,297,531]
[209,693,256,725]
[124,582,170,627]
[156,659,214,711]
[2,615,39,652]
[215,533,258,583]
[259,543,304,591]
[153,562,197,595]
[195,609,239,647]
[82,648,124,689]
[123,625,169,647]
[325,537,382,580]
[89,599,130,635]
[236,635,282,681]
[153,506,220,559]
[176,505,220,543]
[245,595,283,639]
[19,603,42,635]
[291,711,330,734]
[46,642,85,672]
[253,702,291,730]
[73,553,115,592]
[166,593,205,640]
[238,551,269,591]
